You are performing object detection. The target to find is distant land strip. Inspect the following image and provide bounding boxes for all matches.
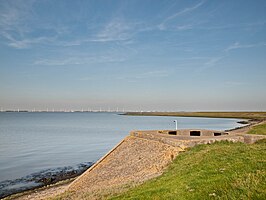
[124,112,266,120]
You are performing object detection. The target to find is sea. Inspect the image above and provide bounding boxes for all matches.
[0,112,246,197]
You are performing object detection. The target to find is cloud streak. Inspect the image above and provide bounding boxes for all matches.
[33,54,127,66]
[0,3,144,49]
[193,56,225,73]
[135,70,169,79]
[225,42,266,52]
[92,19,133,42]
[116,70,169,82]
[1,31,55,49]
[0,0,39,48]
[158,0,206,30]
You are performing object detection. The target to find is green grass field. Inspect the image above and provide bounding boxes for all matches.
[109,140,266,200]
[248,123,266,135]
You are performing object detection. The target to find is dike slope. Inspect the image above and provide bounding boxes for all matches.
[62,135,183,199]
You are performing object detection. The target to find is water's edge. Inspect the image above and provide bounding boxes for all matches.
[0,162,93,198]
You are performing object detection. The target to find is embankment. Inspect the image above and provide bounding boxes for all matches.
[55,128,265,199]
[6,122,266,200]
[64,135,183,199]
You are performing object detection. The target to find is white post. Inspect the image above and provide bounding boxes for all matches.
[174,120,178,130]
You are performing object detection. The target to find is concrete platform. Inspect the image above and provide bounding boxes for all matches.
[130,129,266,147]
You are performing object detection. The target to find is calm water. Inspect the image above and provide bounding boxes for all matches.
[0,112,245,195]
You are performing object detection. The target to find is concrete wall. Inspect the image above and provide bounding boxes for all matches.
[130,131,244,148]
[134,129,229,137]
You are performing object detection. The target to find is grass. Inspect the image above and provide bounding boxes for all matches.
[109,140,266,200]
[248,123,266,135]
[124,112,266,120]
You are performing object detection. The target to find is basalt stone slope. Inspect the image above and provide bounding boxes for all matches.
[66,136,183,199]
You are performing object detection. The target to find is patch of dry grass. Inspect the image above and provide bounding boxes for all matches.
[125,112,266,120]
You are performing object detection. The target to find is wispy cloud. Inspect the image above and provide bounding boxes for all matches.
[0,3,144,48]
[194,56,224,73]
[158,0,206,30]
[77,77,96,81]
[0,0,33,30]
[33,54,126,66]
[91,19,134,42]
[199,21,266,31]
[41,19,145,46]
[0,0,40,48]
[135,70,169,79]
[204,57,224,66]
[0,1,151,49]
[0,1,78,49]
[117,70,169,82]
[167,1,206,19]
[1,31,55,49]
[33,58,77,66]
[176,24,194,31]
[225,42,266,52]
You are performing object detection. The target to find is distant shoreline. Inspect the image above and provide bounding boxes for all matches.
[124,111,266,135]
[123,111,266,121]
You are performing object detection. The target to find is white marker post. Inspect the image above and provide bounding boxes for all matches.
[174,120,178,130]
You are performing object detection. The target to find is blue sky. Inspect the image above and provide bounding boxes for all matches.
[0,0,266,111]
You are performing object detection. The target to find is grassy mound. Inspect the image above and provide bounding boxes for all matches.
[110,140,266,200]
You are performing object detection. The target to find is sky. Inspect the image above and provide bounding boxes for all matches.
[0,0,266,111]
